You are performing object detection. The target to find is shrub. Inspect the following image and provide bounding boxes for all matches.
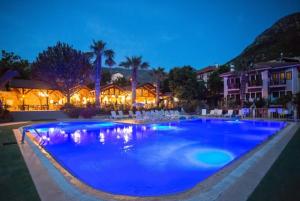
[0,108,13,122]
[80,107,97,118]
[60,103,81,118]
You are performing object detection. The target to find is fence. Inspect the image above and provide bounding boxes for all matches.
[239,108,298,120]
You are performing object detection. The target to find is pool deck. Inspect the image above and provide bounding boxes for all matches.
[13,120,300,201]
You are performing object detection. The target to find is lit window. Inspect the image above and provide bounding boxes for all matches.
[256,92,262,98]
[286,71,292,80]
[280,72,285,80]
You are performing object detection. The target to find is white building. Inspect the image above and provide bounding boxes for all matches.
[197,66,217,86]
[220,58,300,105]
[111,73,124,82]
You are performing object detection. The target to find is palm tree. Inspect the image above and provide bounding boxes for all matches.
[90,40,115,107]
[119,56,149,108]
[152,67,165,107]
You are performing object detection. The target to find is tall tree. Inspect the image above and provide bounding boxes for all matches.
[0,50,30,79]
[119,56,149,107]
[207,65,230,97]
[90,40,115,107]
[168,66,202,101]
[152,67,165,107]
[32,42,91,103]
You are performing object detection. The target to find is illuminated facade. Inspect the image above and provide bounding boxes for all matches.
[0,79,93,111]
[0,79,163,111]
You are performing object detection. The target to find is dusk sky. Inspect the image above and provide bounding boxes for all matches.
[0,0,299,70]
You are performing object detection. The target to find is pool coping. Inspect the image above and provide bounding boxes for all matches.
[14,120,300,201]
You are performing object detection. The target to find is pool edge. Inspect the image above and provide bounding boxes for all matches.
[14,121,300,201]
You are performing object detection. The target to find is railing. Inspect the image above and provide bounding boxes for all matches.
[228,83,241,89]
[269,79,286,86]
[248,79,262,87]
[238,108,297,120]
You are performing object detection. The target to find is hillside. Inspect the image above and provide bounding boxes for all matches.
[103,67,154,83]
[229,12,300,66]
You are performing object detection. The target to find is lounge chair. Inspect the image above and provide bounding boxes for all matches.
[118,110,125,119]
[135,111,143,120]
[238,108,249,118]
[268,108,276,118]
[129,110,135,118]
[216,109,223,117]
[111,111,120,119]
[207,109,216,117]
[224,109,233,118]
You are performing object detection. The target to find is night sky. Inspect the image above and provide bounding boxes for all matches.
[0,0,299,70]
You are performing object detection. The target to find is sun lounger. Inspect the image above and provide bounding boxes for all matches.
[118,110,125,119]
[216,109,223,117]
[129,110,135,118]
[111,111,120,119]
[224,109,233,117]
[207,109,215,116]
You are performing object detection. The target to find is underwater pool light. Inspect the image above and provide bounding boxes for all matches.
[188,148,234,168]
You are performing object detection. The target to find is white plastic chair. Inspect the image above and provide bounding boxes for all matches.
[135,111,143,120]
[111,111,119,119]
[224,110,233,117]
[129,110,134,118]
[201,109,207,116]
[118,110,125,118]
[216,109,223,117]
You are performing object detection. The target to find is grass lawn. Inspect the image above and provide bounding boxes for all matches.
[248,127,300,201]
[0,123,41,201]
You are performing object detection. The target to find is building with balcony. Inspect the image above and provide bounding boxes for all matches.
[197,66,217,86]
[220,58,300,105]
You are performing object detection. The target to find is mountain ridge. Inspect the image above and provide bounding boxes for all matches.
[228,12,300,66]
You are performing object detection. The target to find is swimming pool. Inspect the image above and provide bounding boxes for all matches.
[26,119,286,196]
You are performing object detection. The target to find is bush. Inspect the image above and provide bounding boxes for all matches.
[80,107,97,118]
[0,108,13,122]
[255,98,267,108]
[181,100,199,113]
[60,103,81,118]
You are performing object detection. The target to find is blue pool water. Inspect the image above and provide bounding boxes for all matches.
[26,119,286,196]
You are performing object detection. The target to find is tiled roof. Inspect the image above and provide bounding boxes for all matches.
[254,61,300,70]
[220,60,300,77]
[197,66,216,74]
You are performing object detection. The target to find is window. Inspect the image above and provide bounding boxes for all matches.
[246,93,250,100]
[272,92,279,98]
[251,93,255,98]
[287,91,292,98]
[280,72,285,80]
[280,91,285,97]
[272,73,278,80]
[286,71,292,80]
[256,92,262,98]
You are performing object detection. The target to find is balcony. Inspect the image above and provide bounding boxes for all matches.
[248,79,262,87]
[269,79,286,86]
[228,83,240,89]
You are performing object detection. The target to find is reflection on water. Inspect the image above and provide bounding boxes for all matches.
[27,120,286,196]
